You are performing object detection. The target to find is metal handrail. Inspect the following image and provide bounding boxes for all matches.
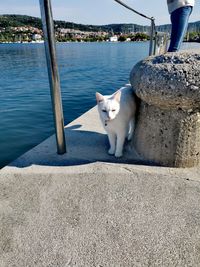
[113,0,156,56]
[39,0,66,154]
[114,0,153,21]
[149,18,156,56]
[38,0,162,156]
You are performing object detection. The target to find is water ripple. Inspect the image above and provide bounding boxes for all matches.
[0,42,149,167]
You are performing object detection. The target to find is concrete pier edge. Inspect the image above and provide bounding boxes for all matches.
[1,103,200,266]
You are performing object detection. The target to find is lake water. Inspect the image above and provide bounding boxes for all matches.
[0,41,200,168]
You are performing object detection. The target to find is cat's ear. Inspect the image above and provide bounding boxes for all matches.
[113,90,121,103]
[96,92,104,103]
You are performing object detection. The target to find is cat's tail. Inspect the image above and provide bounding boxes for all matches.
[126,82,137,94]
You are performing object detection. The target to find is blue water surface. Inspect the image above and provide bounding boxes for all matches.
[0,42,149,167]
[1,41,199,167]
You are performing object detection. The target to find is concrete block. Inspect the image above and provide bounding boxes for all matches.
[130,51,200,167]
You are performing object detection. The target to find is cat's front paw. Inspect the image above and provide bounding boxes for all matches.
[115,151,123,158]
[108,148,115,155]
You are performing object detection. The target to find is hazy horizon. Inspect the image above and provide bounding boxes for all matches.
[1,13,200,28]
[1,0,199,27]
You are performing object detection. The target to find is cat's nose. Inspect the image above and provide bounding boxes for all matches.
[107,113,112,120]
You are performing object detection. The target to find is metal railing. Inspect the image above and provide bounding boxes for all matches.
[38,0,168,155]
[114,0,156,56]
[39,0,66,154]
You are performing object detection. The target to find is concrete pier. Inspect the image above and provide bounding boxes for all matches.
[1,105,200,266]
[130,51,200,167]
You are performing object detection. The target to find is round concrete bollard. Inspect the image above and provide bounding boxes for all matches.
[130,51,200,167]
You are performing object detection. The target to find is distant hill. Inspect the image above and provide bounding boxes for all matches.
[0,14,149,33]
[156,21,200,33]
[0,14,200,34]
[0,15,42,29]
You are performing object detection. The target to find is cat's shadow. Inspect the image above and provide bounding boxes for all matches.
[9,124,143,168]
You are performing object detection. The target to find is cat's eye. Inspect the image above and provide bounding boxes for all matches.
[102,109,106,112]
[112,109,116,112]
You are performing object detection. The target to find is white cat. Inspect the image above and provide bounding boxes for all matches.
[96,84,136,158]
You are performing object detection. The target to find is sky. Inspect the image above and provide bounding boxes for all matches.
[1,0,199,26]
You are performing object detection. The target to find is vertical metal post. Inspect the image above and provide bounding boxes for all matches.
[153,31,158,55]
[149,17,155,56]
[39,0,66,154]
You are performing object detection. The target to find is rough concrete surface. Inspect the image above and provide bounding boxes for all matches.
[133,102,200,167]
[130,51,200,110]
[130,50,200,167]
[1,105,200,266]
[5,107,141,169]
[1,162,200,267]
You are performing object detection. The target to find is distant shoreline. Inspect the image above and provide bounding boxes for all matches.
[0,40,149,44]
